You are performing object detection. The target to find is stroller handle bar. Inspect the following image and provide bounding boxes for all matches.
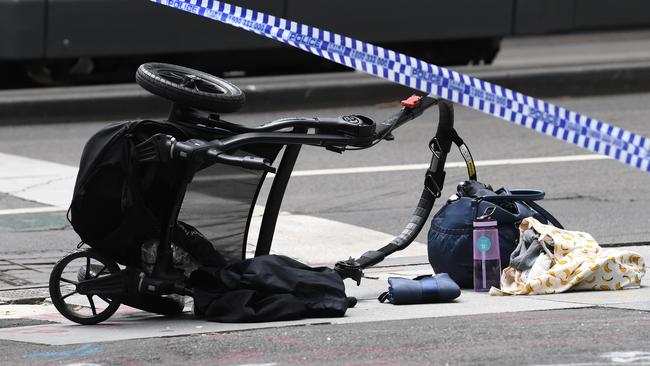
[374,95,438,137]
[139,95,440,171]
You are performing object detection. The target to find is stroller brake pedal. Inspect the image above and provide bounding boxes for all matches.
[138,272,191,296]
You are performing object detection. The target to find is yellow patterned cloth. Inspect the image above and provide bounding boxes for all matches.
[490,217,645,296]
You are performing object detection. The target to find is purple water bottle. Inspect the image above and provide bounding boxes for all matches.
[473,207,501,291]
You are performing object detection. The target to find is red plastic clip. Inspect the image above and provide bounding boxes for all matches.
[401,95,422,108]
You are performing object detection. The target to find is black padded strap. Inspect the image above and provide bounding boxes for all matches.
[357,128,475,269]
[449,129,477,181]
[356,189,435,268]
[425,128,476,197]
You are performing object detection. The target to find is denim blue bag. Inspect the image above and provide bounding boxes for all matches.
[427,181,562,288]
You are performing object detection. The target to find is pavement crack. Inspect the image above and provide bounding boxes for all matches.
[15,225,69,233]
[7,175,72,196]
[545,194,618,203]
[294,205,411,216]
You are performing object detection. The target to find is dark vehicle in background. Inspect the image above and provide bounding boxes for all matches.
[1,0,650,87]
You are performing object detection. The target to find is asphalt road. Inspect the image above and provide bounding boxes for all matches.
[2,308,650,365]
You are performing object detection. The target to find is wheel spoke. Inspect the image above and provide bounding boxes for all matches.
[196,79,224,94]
[85,256,91,279]
[94,265,107,278]
[159,70,186,84]
[60,277,78,285]
[61,290,78,301]
[99,295,112,304]
[168,71,184,78]
[87,295,97,316]
[171,71,188,80]
[182,77,197,88]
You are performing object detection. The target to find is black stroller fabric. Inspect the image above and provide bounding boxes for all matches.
[189,255,349,322]
[69,119,281,266]
[69,120,187,265]
[173,221,227,268]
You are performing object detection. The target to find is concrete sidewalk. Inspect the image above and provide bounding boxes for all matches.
[1,246,647,346]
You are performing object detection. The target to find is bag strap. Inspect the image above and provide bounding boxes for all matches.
[480,189,545,203]
[449,129,477,182]
[525,200,564,229]
[378,292,390,303]
[425,128,477,196]
[477,190,564,229]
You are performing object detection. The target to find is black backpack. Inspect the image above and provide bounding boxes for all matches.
[68,120,188,265]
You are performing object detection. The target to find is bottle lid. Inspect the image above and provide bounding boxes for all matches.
[473,220,497,228]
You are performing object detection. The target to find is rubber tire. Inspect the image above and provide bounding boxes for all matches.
[49,249,122,325]
[135,62,245,113]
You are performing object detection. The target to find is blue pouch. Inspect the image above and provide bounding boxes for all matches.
[378,273,461,305]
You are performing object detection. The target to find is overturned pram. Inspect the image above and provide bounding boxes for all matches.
[48,63,476,324]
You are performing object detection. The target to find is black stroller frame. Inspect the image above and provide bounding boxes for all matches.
[49,63,470,325]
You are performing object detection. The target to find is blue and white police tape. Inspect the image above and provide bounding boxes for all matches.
[152,0,650,172]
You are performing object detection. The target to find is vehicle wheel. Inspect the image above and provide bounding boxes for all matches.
[135,62,245,113]
[49,249,122,325]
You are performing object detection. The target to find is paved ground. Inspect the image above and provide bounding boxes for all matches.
[1,90,649,364]
[4,307,650,366]
[1,29,650,365]
[2,92,650,285]
[494,29,650,68]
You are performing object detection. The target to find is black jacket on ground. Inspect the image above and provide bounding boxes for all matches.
[189,255,349,322]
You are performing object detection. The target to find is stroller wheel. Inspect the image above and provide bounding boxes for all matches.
[49,249,122,325]
[135,62,245,113]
